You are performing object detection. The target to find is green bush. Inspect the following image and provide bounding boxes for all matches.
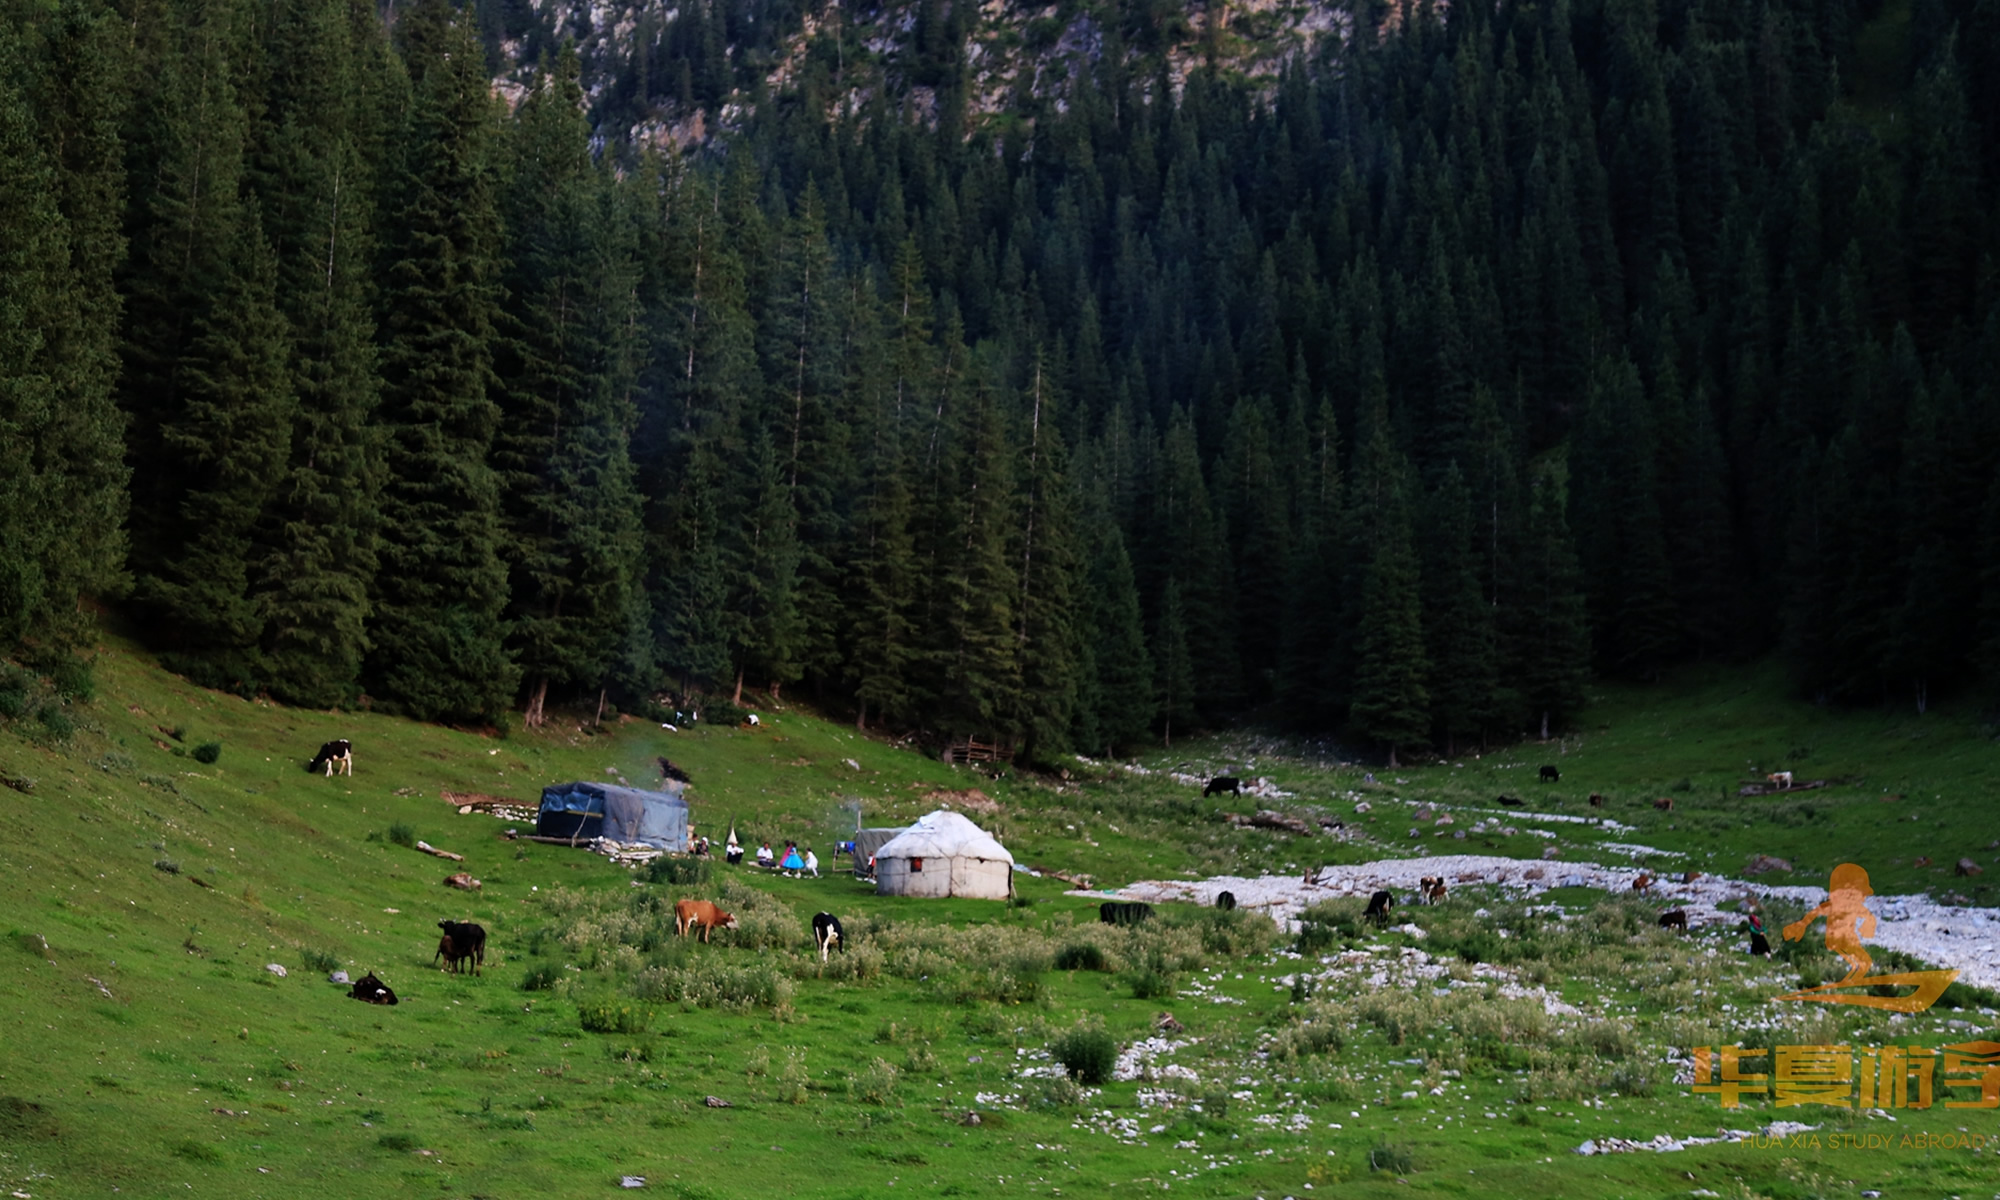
[0,687,27,720]
[375,1132,418,1153]
[646,856,711,886]
[1128,968,1175,1000]
[1198,1089,1230,1118]
[299,948,342,974]
[36,706,74,738]
[191,741,222,764]
[520,965,562,992]
[851,1056,899,1105]
[1296,900,1364,953]
[1053,943,1107,972]
[153,859,180,875]
[577,997,654,1035]
[1368,1143,1414,1175]
[387,822,416,848]
[49,657,93,702]
[1050,1027,1118,1086]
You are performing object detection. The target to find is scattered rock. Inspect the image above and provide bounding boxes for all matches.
[265,963,287,978]
[620,1177,646,1189]
[925,788,1000,814]
[1541,846,1562,860]
[1227,810,1315,836]
[703,1095,732,1108]
[1413,807,1433,822]
[1353,801,1371,813]
[1743,855,1793,876]
[844,758,861,770]
[328,970,350,984]
[959,1111,984,1126]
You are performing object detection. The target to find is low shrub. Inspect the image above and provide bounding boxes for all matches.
[1368,1143,1414,1175]
[1198,1089,1231,1118]
[153,859,180,875]
[1296,900,1365,953]
[633,960,792,1012]
[776,1049,810,1104]
[299,948,342,974]
[646,857,711,886]
[1029,1074,1083,1109]
[191,741,222,764]
[1050,1026,1118,1085]
[36,706,74,739]
[1267,1017,1344,1061]
[375,1132,419,1153]
[851,1057,899,1105]
[1128,968,1175,1000]
[386,822,416,848]
[1053,943,1107,972]
[520,965,562,992]
[577,997,653,1035]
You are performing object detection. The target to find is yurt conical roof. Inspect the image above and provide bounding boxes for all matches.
[874,810,1013,863]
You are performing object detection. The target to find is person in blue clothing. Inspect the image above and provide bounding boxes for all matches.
[781,842,806,876]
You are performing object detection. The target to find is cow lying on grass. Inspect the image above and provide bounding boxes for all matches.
[675,898,737,943]
[307,739,353,777]
[349,972,397,1004]
[435,920,486,975]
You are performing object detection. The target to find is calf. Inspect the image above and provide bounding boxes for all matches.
[349,972,397,1005]
[1538,765,1561,782]
[1631,873,1655,894]
[674,897,738,943]
[435,920,485,975]
[1203,776,1242,797]
[1653,797,1674,811]
[1419,876,1448,905]
[1496,795,1525,808]
[307,739,353,777]
[811,912,845,963]
[1363,889,1396,927]
[1214,891,1236,911]
[1658,909,1688,932]
[1766,771,1793,789]
[1588,793,1605,808]
[1099,901,1154,927]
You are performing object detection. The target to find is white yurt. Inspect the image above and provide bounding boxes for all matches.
[873,810,1014,900]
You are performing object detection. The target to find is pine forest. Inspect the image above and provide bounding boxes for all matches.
[5,0,2000,766]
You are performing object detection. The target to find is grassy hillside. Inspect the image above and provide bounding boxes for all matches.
[1,640,1995,1197]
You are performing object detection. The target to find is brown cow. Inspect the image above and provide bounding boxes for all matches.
[1653,797,1674,811]
[1631,873,1655,894]
[674,897,738,943]
[1419,876,1448,905]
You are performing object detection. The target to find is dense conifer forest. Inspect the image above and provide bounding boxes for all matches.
[3,0,1999,763]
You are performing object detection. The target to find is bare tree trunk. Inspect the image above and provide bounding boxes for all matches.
[524,677,548,728]
[594,688,607,727]
[855,698,867,732]
[1388,744,1399,769]
[1539,709,1550,741]
[732,664,745,706]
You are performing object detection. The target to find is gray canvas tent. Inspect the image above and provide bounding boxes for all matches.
[873,810,1014,899]
[849,827,909,878]
[536,781,688,849]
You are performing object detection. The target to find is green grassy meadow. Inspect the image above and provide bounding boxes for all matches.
[1,642,1996,1198]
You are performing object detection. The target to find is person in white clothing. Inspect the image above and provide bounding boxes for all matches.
[804,849,820,878]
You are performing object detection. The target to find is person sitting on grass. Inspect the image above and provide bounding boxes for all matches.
[756,842,775,869]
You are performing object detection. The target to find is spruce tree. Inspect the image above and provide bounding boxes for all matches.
[1076,478,1153,757]
[1421,464,1500,754]
[1008,350,1082,763]
[1153,578,1196,747]
[366,0,517,722]
[1516,469,1592,740]
[1347,433,1430,767]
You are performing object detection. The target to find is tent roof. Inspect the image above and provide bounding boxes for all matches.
[874,810,1013,864]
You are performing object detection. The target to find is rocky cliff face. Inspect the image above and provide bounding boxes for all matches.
[480,0,1371,147]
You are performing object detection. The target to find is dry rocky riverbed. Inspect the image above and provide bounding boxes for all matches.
[1080,854,2000,992]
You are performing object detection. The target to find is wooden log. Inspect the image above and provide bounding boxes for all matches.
[414,840,465,862]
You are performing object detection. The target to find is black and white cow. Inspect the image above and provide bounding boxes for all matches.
[307,739,353,777]
[812,912,845,963]
[349,972,397,1005]
[1363,889,1397,927]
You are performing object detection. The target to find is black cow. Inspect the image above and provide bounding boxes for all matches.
[1749,931,1772,956]
[1099,901,1154,927]
[1538,765,1561,782]
[657,757,692,784]
[811,912,845,963]
[1215,891,1237,911]
[1363,889,1396,926]
[435,920,485,976]
[349,972,397,1005]
[1203,776,1242,797]
[1658,910,1688,931]
[307,739,353,777]
[1496,795,1525,808]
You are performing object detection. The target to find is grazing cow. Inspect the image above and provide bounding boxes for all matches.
[1419,876,1448,905]
[349,972,397,1005]
[674,897,738,943]
[811,912,845,963]
[1203,776,1242,797]
[1496,795,1525,808]
[1588,793,1605,808]
[1631,873,1655,894]
[1363,889,1396,927]
[1215,891,1237,911]
[745,713,761,727]
[1653,797,1674,811]
[1539,765,1561,782]
[1749,930,1772,956]
[1099,901,1154,927]
[307,739,353,777]
[1658,910,1688,931]
[435,920,485,975]
[1766,771,1793,789]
